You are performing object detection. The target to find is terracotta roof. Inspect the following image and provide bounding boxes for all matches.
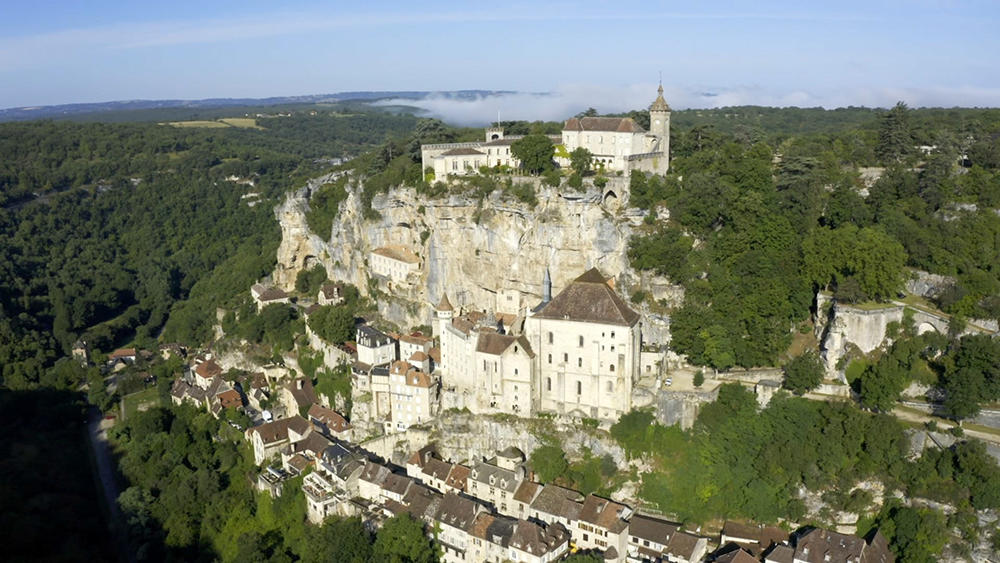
[763,544,794,563]
[469,512,496,540]
[451,317,475,335]
[435,492,481,530]
[628,514,679,543]
[665,530,702,560]
[216,389,242,409]
[286,378,318,408]
[407,370,433,388]
[383,473,413,496]
[445,464,470,490]
[513,480,542,504]
[563,116,645,133]
[529,484,583,520]
[579,494,629,533]
[475,332,536,358]
[194,359,223,379]
[402,483,443,522]
[509,520,569,556]
[409,351,428,362]
[372,245,419,264]
[441,147,486,156]
[307,404,351,432]
[291,431,332,456]
[861,530,894,563]
[287,453,311,473]
[793,529,865,563]
[423,457,454,481]
[319,283,341,299]
[407,445,434,468]
[399,333,432,346]
[109,348,137,360]
[360,461,392,487]
[429,346,441,364]
[248,415,310,445]
[533,268,639,326]
[254,285,288,301]
[436,293,454,311]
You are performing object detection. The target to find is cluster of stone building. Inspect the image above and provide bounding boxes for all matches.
[420,85,672,179]
[345,267,655,435]
[297,437,710,563]
[242,414,892,563]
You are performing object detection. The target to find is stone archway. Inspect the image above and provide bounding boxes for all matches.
[917,321,939,335]
[603,190,618,204]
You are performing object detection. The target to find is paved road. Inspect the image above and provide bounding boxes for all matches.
[87,408,133,563]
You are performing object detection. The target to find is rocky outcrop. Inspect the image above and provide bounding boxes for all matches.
[817,296,904,380]
[273,177,682,343]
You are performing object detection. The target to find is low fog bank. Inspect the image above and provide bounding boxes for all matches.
[375,83,1000,126]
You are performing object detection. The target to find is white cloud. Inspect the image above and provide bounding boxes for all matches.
[376,84,1000,126]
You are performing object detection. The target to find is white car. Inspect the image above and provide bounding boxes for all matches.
[665,378,673,386]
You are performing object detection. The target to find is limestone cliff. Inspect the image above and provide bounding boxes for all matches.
[274,176,682,341]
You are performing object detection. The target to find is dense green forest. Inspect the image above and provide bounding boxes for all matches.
[627,103,1000,370]
[0,110,418,391]
[612,384,1000,561]
[111,403,438,562]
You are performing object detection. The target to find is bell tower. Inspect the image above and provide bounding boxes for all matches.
[649,82,671,172]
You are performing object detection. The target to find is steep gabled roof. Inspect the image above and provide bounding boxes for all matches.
[533,268,640,326]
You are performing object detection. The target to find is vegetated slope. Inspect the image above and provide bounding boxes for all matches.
[626,104,1000,370]
[0,110,418,391]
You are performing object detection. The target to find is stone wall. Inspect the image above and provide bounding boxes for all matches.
[273,178,676,336]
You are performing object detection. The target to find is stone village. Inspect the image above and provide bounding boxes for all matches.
[154,88,901,563]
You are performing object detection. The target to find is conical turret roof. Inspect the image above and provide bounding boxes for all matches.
[436,293,454,312]
[650,84,670,112]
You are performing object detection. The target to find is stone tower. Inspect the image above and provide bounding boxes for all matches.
[434,293,454,338]
[485,127,504,142]
[649,83,671,172]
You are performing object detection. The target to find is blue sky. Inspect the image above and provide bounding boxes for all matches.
[1,0,999,115]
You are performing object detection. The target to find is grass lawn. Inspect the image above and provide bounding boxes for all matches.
[122,386,160,421]
[219,117,262,129]
[165,120,231,128]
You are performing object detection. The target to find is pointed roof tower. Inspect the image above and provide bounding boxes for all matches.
[436,293,454,312]
[650,83,671,112]
[542,268,552,304]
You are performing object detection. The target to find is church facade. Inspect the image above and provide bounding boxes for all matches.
[421,86,671,179]
[433,268,641,422]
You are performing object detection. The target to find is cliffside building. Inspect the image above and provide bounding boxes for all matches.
[421,86,671,179]
[433,268,641,422]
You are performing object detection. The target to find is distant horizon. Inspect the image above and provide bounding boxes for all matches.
[4,87,999,127]
[2,1,998,112]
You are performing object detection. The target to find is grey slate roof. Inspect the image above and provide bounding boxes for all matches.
[533,268,640,326]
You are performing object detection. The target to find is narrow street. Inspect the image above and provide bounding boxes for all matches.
[87,407,134,563]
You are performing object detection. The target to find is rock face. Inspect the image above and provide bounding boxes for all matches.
[817,295,904,379]
[274,177,682,342]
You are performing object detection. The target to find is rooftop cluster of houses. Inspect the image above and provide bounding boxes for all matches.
[288,436,893,563]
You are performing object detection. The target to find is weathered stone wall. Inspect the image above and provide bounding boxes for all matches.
[273,179,677,339]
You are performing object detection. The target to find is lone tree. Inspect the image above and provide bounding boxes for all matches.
[569,147,593,176]
[782,351,824,395]
[876,101,914,164]
[511,134,555,174]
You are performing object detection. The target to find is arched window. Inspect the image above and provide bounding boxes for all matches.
[547,354,552,364]
[576,381,582,395]
[578,358,582,368]
[548,332,553,344]
[610,364,615,372]
[547,378,551,391]
[578,335,584,347]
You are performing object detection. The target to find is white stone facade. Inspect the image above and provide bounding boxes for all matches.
[421,87,670,179]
